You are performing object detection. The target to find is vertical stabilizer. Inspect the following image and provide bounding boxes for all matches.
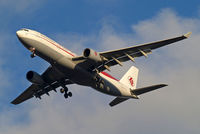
[120,66,139,90]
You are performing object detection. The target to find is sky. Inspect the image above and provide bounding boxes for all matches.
[0,0,200,134]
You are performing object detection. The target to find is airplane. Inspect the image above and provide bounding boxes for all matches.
[11,28,191,107]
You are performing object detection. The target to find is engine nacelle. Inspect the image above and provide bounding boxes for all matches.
[83,48,102,62]
[26,71,44,85]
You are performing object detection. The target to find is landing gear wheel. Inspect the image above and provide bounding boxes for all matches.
[64,93,68,98]
[65,87,68,92]
[68,92,72,97]
[60,88,65,94]
[30,48,36,58]
[30,53,36,58]
[60,85,71,99]
[60,87,68,94]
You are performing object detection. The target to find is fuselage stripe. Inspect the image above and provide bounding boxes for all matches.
[36,34,75,57]
[101,72,119,81]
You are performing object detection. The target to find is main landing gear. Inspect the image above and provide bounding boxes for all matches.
[60,86,72,99]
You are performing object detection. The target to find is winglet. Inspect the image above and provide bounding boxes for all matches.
[184,32,192,38]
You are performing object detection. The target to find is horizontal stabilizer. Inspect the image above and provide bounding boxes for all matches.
[109,84,167,107]
[132,84,167,95]
[109,97,129,107]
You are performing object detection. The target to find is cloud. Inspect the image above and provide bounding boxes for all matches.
[1,8,200,134]
[0,33,16,100]
[0,0,47,14]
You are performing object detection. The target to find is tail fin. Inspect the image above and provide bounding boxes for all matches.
[110,66,168,107]
[120,66,139,90]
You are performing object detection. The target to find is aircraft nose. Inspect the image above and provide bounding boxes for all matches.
[16,30,23,38]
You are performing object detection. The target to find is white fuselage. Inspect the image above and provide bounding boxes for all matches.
[16,29,133,98]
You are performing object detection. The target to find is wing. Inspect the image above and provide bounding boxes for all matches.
[73,32,191,72]
[11,66,73,105]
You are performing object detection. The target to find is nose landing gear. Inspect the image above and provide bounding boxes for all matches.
[30,47,36,58]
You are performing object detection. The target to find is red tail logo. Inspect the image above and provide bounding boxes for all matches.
[128,76,134,87]
[94,51,97,56]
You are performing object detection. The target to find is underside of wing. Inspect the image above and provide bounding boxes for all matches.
[98,32,191,71]
[11,84,37,105]
[11,66,73,105]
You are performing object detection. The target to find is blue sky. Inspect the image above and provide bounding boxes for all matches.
[1,0,200,34]
[0,0,200,134]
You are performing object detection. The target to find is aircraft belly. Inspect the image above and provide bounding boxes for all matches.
[92,76,132,97]
[52,58,94,86]
[36,45,63,62]
[92,79,122,96]
[22,37,63,63]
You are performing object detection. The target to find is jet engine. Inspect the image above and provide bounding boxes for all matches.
[83,48,102,62]
[26,71,44,85]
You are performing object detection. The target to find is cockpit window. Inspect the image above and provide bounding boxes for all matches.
[21,28,29,32]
